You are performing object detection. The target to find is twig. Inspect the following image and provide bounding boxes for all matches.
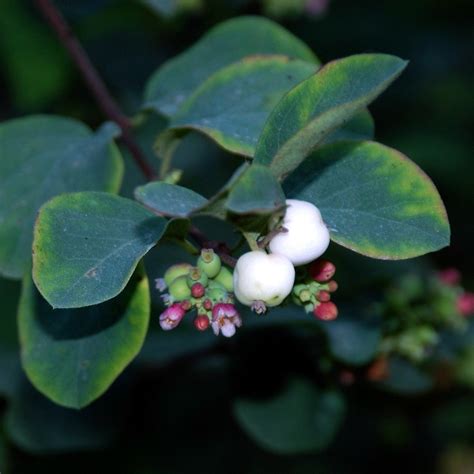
[33,0,157,181]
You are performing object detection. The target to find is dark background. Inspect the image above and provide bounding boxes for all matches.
[0,0,473,472]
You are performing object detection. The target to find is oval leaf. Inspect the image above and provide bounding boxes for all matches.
[322,108,375,145]
[285,141,450,259]
[0,116,124,279]
[5,371,130,453]
[33,192,167,308]
[254,54,408,179]
[376,356,434,395]
[135,182,207,217]
[19,275,149,409]
[144,16,318,116]
[166,56,317,156]
[226,164,285,214]
[233,378,345,454]
[322,308,382,365]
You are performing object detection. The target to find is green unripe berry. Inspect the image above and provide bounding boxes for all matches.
[207,285,229,303]
[292,284,306,297]
[299,289,312,303]
[187,266,209,288]
[197,249,222,278]
[214,266,234,292]
[164,263,192,287]
[168,275,192,301]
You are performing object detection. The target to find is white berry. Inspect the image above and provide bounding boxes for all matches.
[233,251,295,307]
[269,199,330,266]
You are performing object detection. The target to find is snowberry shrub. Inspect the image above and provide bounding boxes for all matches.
[0,14,450,416]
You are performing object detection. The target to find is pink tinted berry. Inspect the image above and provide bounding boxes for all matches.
[457,292,474,316]
[438,267,461,286]
[339,370,355,386]
[203,299,213,311]
[194,314,210,331]
[313,301,338,321]
[159,303,186,331]
[367,357,389,381]
[191,282,205,298]
[309,259,336,282]
[316,290,331,302]
[327,280,338,292]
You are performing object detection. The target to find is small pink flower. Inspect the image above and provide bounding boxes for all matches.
[211,303,242,338]
[457,292,474,316]
[438,268,461,286]
[159,303,186,331]
[155,278,167,292]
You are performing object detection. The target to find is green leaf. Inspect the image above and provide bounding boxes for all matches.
[285,141,450,259]
[224,164,287,233]
[0,278,21,350]
[233,378,345,454]
[18,275,149,409]
[322,309,381,365]
[144,16,318,116]
[226,164,286,214]
[193,163,249,219]
[5,371,130,453]
[140,0,202,17]
[0,116,124,279]
[376,357,434,395]
[135,182,207,217]
[0,428,7,470]
[0,0,70,110]
[165,56,317,156]
[32,192,167,308]
[193,164,285,232]
[323,108,375,145]
[254,54,408,179]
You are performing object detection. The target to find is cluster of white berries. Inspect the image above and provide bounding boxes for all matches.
[233,199,331,313]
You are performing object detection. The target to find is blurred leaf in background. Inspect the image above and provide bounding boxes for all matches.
[0,0,71,112]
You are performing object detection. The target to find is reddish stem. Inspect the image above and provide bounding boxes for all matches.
[33,0,157,181]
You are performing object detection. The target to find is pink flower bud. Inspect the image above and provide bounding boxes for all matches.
[316,290,331,302]
[438,267,461,286]
[309,259,336,282]
[327,280,338,292]
[159,303,186,331]
[194,314,210,331]
[313,301,338,321]
[191,282,205,298]
[457,292,474,316]
[203,299,213,310]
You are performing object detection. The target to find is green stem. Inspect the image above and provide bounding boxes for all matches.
[243,231,261,251]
